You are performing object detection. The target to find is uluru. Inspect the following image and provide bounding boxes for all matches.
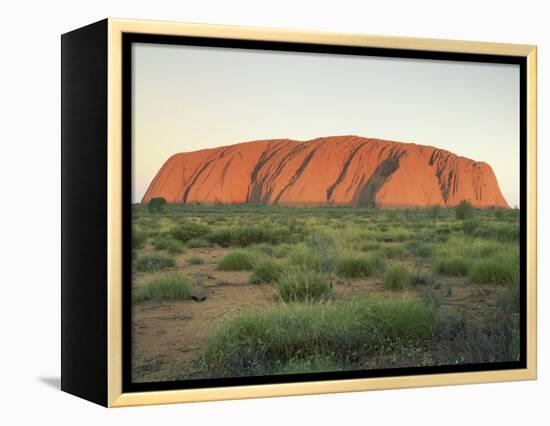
[141,136,510,209]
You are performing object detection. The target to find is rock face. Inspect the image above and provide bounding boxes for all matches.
[142,136,510,209]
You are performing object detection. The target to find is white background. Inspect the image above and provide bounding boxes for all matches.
[0,0,547,424]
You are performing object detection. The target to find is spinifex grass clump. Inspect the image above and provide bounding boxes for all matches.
[455,200,474,220]
[133,275,194,304]
[336,253,385,279]
[132,227,147,249]
[250,258,283,284]
[206,224,304,247]
[359,241,381,252]
[170,221,211,243]
[274,266,331,303]
[205,297,434,377]
[134,254,175,272]
[383,264,411,290]
[217,251,256,271]
[273,244,292,258]
[469,251,519,286]
[379,245,408,259]
[406,241,433,258]
[434,256,469,276]
[187,256,205,265]
[152,235,186,254]
[374,229,413,243]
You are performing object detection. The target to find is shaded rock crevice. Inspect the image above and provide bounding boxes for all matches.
[353,155,401,207]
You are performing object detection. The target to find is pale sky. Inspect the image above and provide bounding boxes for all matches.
[132,43,520,206]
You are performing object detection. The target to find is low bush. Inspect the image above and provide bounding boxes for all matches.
[152,235,185,254]
[289,242,338,275]
[383,265,411,290]
[273,244,292,258]
[206,224,302,248]
[455,200,474,220]
[134,254,175,272]
[250,259,283,284]
[469,252,519,286]
[434,256,469,276]
[416,243,434,258]
[431,286,520,364]
[418,287,442,308]
[359,241,381,252]
[379,245,408,259]
[217,251,255,271]
[171,222,211,243]
[275,266,331,303]
[132,228,147,249]
[462,218,482,235]
[336,253,384,279]
[205,297,434,376]
[375,230,413,243]
[133,275,194,303]
[476,222,520,242]
[187,256,205,265]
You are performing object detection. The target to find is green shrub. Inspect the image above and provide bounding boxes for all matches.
[463,218,482,235]
[435,256,469,276]
[336,253,384,278]
[206,225,299,248]
[427,205,441,221]
[133,275,194,303]
[477,222,520,242]
[273,244,292,258]
[132,228,147,249]
[416,243,433,258]
[186,238,213,248]
[147,197,167,214]
[273,357,343,375]
[379,245,408,259]
[469,253,519,286]
[134,254,175,272]
[251,243,276,257]
[217,251,255,271]
[359,241,381,251]
[205,228,234,247]
[375,230,413,243]
[418,287,442,308]
[431,286,520,364]
[187,256,205,265]
[275,266,331,303]
[289,242,338,275]
[250,259,283,284]
[383,265,411,290]
[152,235,185,254]
[205,297,434,376]
[171,222,211,243]
[455,200,474,220]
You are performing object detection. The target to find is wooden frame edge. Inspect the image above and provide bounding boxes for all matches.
[106,17,537,407]
[107,18,123,407]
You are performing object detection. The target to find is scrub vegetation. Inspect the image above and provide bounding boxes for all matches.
[131,204,521,382]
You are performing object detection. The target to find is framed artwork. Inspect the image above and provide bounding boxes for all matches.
[61,18,537,407]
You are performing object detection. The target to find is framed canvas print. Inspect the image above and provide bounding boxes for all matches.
[61,18,537,407]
